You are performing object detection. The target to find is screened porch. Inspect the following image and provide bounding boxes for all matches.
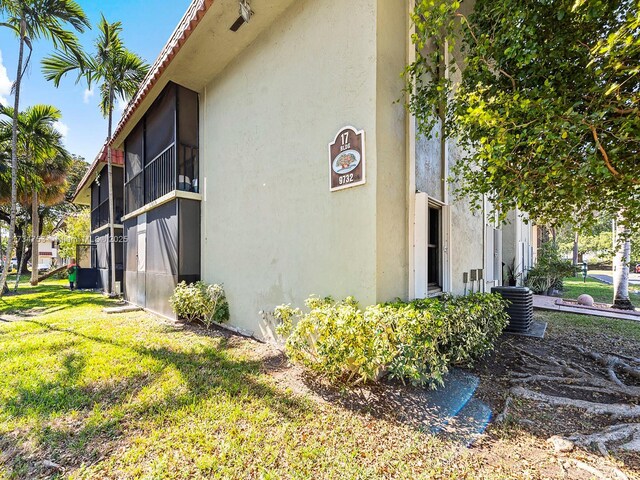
[124,82,199,215]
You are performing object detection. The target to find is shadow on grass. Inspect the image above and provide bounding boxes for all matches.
[0,286,113,316]
[0,318,310,478]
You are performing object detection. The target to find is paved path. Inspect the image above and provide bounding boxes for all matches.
[588,271,640,285]
[533,294,640,322]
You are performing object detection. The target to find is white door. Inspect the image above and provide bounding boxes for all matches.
[414,193,428,298]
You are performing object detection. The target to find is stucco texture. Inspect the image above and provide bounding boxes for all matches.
[200,0,407,339]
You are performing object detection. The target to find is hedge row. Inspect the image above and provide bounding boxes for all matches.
[275,293,508,388]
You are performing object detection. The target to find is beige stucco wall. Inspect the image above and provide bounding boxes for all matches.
[375,0,408,302]
[448,165,486,294]
[200,0,408,339]
[502,209,534,283]
[414,134,486,295]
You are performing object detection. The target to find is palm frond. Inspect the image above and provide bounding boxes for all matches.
[41,49,87,86]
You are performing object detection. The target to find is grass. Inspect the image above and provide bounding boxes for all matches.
[561,275,615,304]
[2,280,638,478]
[535,310,640,342]
[0,279,483,479]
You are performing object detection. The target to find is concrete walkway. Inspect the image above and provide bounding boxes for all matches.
[588,271,640,285]
[533,294,640,322]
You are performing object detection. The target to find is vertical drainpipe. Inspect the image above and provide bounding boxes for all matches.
[407,0,417,300]
[482,195,487,293]
[442,39,452,293]
[201,85,207,281]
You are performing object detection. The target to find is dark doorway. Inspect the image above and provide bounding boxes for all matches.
[428,206,441,288]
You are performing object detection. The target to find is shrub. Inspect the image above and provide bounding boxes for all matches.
[275,293,508,388]
[276,297,395,384]
[169,281,229,328]
[524,242,573,294]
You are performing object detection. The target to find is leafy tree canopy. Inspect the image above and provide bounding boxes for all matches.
[57,208,88,260]
[0,104,71,204]
[406,0,639,230]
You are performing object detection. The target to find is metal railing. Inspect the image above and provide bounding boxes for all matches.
[124,141,200,214]
[177,143,199,193]
[145,144,176,205]
[91,199,124,230]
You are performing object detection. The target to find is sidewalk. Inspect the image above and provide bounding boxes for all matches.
[588,271,640,286]
[533,295,640,322]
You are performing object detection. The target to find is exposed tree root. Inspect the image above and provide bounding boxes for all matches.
[505,341,640,461]
[495,396,512,423]
[574,346,640,383]
[568,459,629,480]
[568,424,640,455]
[512,373,640,397]
[510,387,640,418]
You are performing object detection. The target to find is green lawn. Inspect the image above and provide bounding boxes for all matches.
[536,309,640,342]
[0,279,482,479]
[561,275,615,304]
[2,280,638,479]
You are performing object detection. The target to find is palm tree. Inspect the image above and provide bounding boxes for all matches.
[0,0,89,294]
[0,104,71,286]
[43,15,149,294]
[613,215,634,310]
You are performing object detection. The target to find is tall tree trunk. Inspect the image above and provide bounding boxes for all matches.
[613,215,634,310]
[13,228,27,292]
[107,88,116,295]
[30,190,39,285]
[0,27,26,296]
[572,232,579,266]
[15,224,31,275]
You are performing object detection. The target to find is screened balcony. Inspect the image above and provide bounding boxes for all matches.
[124,82,199,214]
[90,166,124,231]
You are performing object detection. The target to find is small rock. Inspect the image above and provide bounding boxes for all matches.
[42,460,63,471]
[547,435,575,453]
[577,294,594,306]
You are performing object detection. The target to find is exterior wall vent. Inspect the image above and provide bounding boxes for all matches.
[491,286,533,333]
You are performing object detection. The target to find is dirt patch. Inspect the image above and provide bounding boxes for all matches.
[472,315,640,478]
[152,318,640,479]
[236,320,640,478]
[558,298,640,317]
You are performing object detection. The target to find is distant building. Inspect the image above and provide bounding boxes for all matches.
[35,236,61,270]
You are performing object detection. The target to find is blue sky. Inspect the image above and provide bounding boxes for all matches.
[0,0,192,163]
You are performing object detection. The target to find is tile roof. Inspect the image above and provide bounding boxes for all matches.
[110,0,215,144]
[71,140,124,203]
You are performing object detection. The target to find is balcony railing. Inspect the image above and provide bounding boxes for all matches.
[145,144,176,205]
[178,144,199,193]
[124,142,200,215]
[91,199,124,231]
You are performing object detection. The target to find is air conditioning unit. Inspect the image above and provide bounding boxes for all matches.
[491,286,533,333]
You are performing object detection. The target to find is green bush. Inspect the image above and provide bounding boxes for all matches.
[524,242,573,294]
[275,293,508,388]
[169,281,229,328]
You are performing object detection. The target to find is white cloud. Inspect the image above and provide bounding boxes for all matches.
[83,88,94,103]
[0,50,13,107]
[54,121,69,138]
